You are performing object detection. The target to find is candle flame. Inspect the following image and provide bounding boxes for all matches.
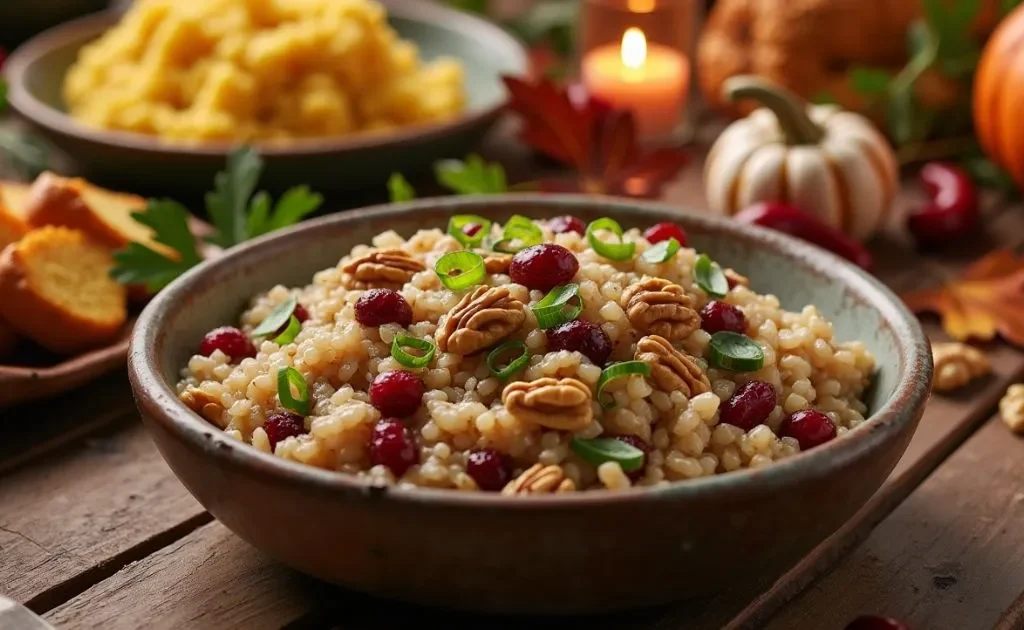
[621,27,647,69]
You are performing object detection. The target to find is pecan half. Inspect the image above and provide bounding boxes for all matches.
[1000,384,1024,434]
[502,463,576,495]
[180,387,227,428]
[621,278,700,341]
[435,285,525,355]
[475,250,512,275]
[932,341,990,392]
[340,249,425,290]
[635,334,711,397]
[502,377,593,431]
[724,268,749,288]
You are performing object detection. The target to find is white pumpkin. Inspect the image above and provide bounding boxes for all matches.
[704,76,898,241]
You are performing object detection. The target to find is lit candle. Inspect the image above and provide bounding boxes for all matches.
[581,27,690,143]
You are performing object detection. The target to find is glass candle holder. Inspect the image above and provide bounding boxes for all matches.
[579,0,703,146]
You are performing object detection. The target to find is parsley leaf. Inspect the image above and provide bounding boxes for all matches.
[246,186,323,238]
[435,154,507,194]
[205,146,262,247]
[388,173,416,202]
[110,199,202,291]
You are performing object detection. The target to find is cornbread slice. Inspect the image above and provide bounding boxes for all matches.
[0,181,32,250]
[25,172,174,258]
[0,227,127,354]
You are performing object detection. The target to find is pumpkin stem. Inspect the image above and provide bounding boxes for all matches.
[724,76,825,145]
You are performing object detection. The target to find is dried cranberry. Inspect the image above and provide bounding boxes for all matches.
[615,434,650,482]
[779,409,837,450]
[369,370,424,418]
[547,319,612,365]
[200,326,256,360]
[293,304,310,323]
[466,448,512,491]
[509,243,579,291]
[263,412,307,450]
[462,223,483,237]
[720,380,777,431]
[644,222,688,246]
[700,301,748,334]
[845,615,910,630]
[369,418,417,477]
[354,288,413,327]
[548,215,586,235]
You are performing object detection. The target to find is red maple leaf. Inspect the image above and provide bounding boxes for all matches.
[502,76,689,198]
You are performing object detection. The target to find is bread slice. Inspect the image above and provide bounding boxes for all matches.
[25,172,174,258]
[0,227,127,354]
[0,181,32,251]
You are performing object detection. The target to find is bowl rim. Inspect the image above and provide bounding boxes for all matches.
[129,194,933,508]
[3,0,528,157]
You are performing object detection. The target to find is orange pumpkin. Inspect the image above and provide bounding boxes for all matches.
[975,3,1024,188]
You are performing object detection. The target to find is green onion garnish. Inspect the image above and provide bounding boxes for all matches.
[641,237,681,264]
[487,340,531,379]
[251,296,297,337]
[695,254,728,298]
[492,215,543,253]
[596,360,652,409]
[392,334,436,368]
[448,215,491,248]
[434,251,486,291]
[586,217,635,261]
[532,283,583,329]
[271,315,301,345]
[708,331,765,372]
[570,437,645,472]
[277,367,310,416]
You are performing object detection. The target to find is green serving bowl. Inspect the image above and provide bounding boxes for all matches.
[3,1,527,195]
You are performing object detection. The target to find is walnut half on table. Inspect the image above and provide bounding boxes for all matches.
[1000,384,1024,434]
[931,342,991,393]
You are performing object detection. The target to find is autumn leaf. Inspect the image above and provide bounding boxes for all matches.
[901,249,1024,347]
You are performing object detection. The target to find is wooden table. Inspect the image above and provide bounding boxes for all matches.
[2,126,1024,630]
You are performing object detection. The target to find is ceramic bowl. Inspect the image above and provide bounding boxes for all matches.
[3,1,527,195]
[128,195,932,614]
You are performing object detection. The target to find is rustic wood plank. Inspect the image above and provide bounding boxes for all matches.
[994,587,1024,630]
[765,412,1024,630]
[0,420,208,611]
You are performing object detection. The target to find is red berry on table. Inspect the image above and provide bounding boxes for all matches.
[465,448,512,491]
[779,409,837,450]
[720,380,777,431]
[546,319,612,365]
[263,412,307,450]
[369,418,418,477]
[354,288,413,327]
[644,222,688,246]
[700,301,748,334]
[548,215,586,235]
[614,434,651,482]
[509,243,579,291]
[200,326,256,360]
[369,370,425,418]
[845,615,910,630]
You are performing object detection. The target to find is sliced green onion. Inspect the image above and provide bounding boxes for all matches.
[586,217,635,261]
[486,340,531,380]
[271,315,301,345]
[695,254,728,298]
[252,296,297,337]
[532,283,583,329]
[391,334,436,368]
[641,237,681,264]
[447,215,491,247]
[708,331,765,372]
[596,360,652,409]
[570,437,645,472]
[277,367,310,416]
[493,215,543,253]
[434,251,486,291]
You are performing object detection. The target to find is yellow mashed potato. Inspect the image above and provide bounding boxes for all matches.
[63,0,466,143]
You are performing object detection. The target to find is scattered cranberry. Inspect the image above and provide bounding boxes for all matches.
[700,301,748,334]
[293,304,310,323]
[369,418,418,476]
[643,222,688,246]
[369,371,424,418]
[462,223,483,237]
[200,326,256,360]
[845,615,910,630]
[615,434,651,482]
[466,448,513,491]
[548,215,586,235]
[547,319,612,365]
[779,409,837,450]
[263,412,307,450]
[907,162,978,249]
[354,288,413,327]
[509,243,579,291]
[720,380,777,431]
